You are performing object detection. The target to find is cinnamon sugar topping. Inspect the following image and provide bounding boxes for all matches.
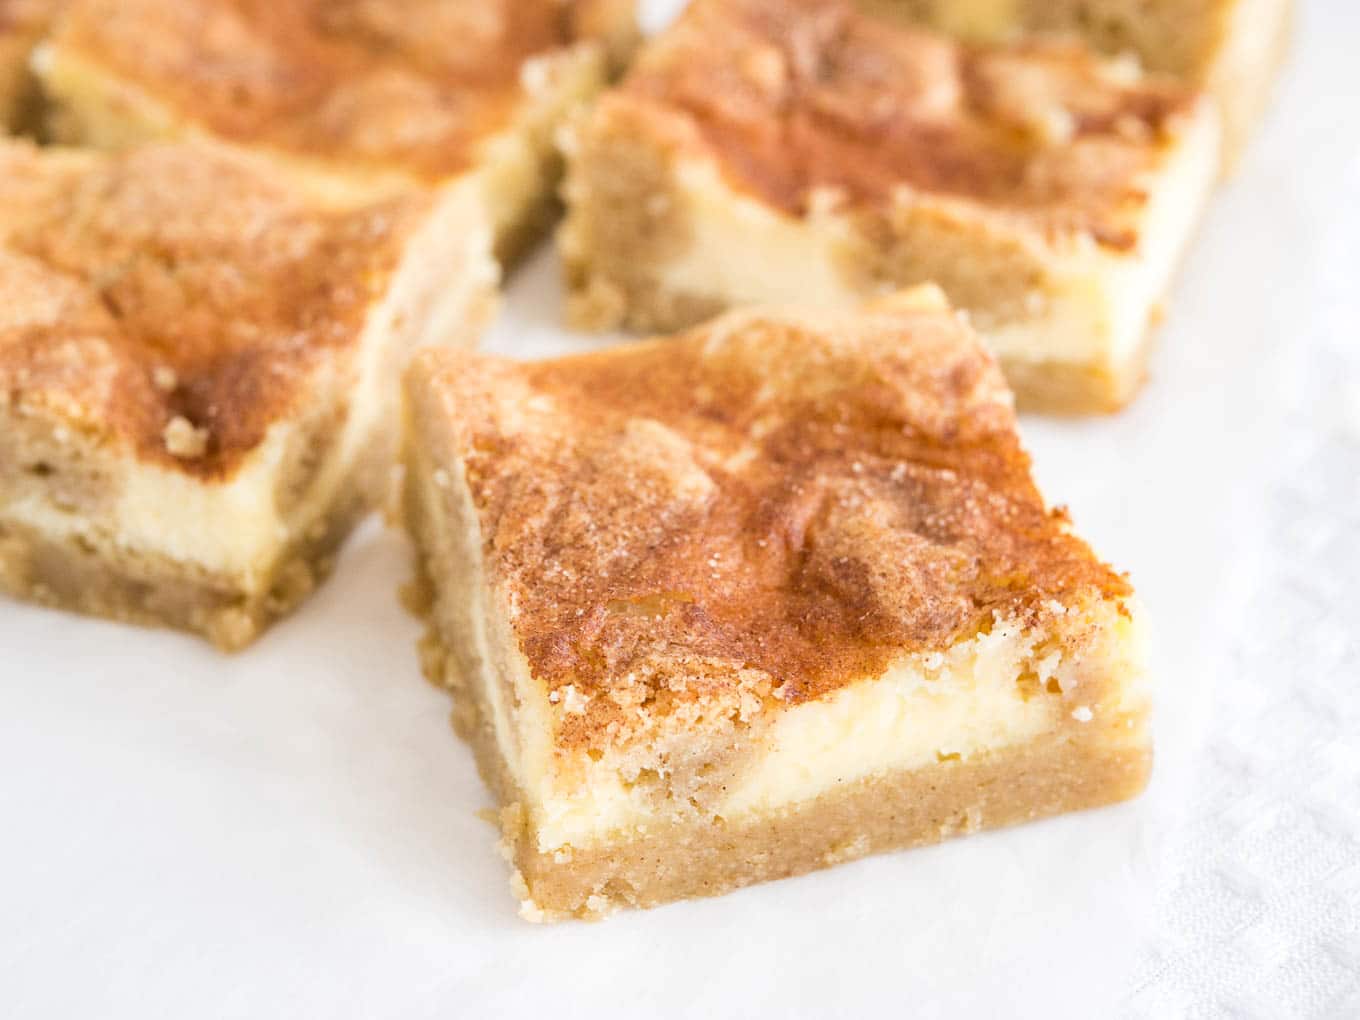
[617,0,1200,249]
[51,0,619,180]
[0,140,428,477]
[410,296,1132,749]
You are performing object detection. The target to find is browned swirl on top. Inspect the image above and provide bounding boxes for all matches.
[411,295,1131,750]
[0,140,428,478]
[49,0,625,180]
[616,0,1201,250]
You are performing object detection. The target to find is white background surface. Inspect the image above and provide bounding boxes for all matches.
[3,2,1358,1016]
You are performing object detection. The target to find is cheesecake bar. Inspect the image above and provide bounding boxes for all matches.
[0,139,494,649]
[0,0,58,132]
[401,285,1150,920]
[36,0,637,263]
[863,0,1291,164]
[560,0,1220,414]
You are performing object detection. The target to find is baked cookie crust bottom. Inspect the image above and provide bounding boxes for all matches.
[414,609,1151,920]
[0,437,385,651]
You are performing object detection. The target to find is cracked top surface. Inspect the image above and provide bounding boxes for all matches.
[0,140,427,478]
[611,0,1205,250]
[407,289,1132,750]
[47,0,631,180]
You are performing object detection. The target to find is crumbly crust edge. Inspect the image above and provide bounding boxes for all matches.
[410,594,1151,920]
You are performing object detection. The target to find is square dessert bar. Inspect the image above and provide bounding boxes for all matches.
[0,139,493,649]
[0,0,57,132]
[402,285,1150,920]
[36,0,637,263]
[560,0,1221,413]
[864,0,1292,164]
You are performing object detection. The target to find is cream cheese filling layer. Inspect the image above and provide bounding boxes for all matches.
[4,427,293,581]
[5,344,376,586]
[489,604,1146,853]
[653,160,863,313]
[635,96,1217,374]
[994,97,1221,373]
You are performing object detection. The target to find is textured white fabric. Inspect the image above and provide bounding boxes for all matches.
[1,2,1357,1017]
[1126,198,1360,1016]
[1122,7,1360,1010]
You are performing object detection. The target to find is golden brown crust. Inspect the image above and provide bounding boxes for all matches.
[47,0,629,181]
[0,139,430,478]
[407,295,1131,751]
[615,0,1199,250]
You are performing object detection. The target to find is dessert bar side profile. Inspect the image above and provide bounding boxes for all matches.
[400,286,1150,919]
[559,0,1221,413]
[0,139,493,649]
